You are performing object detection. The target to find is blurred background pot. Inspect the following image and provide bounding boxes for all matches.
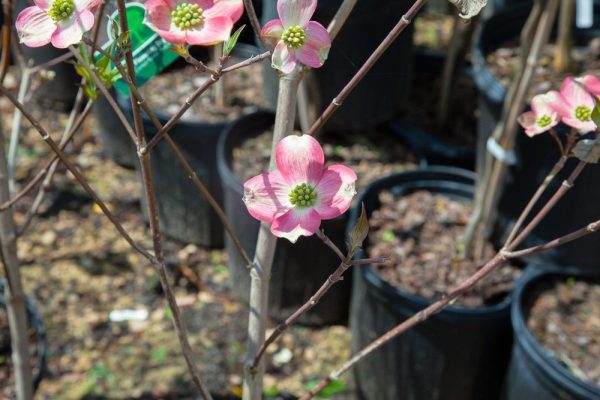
[504,266,600,400]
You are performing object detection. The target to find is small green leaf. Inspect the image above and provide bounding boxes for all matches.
[263,386,280,397]
[117,30,131,48]
[349,203,369,251]
[382,230,396,242]
[223,25,245,57]
[592,102,600,129]
[151,348,167,363]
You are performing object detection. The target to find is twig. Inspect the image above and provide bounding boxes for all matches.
[243,0,264,47]
[307,0,430,136]
[300,252,507,399]
[143,52,271,152]
[351,257,387,265]
[0,102,92,213]
[503,154,567,246]
[252,247,355,369]
[507,160,586,250]
[18,96,92,235]
[0,85,156,263]
[114,0,213,397]
[316,229,344,261]
[82,38,254,269]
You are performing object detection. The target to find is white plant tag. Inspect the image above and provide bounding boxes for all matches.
[577,0,593,28]
[447,0,488,19]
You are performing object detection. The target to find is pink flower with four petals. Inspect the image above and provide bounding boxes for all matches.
[518,93,560,137]
[16,0,102,48]
[144,0,243,47]
[579,74,600,99]
[261,0,331,74]
[547,77,597,133]
[243,135,357,243]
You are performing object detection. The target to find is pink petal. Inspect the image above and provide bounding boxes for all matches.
[144,0,176,31]
[271,41,297,74]
[33,0,50,11]
[276,134,325,186]
[271,208,321,243]
[560,76,595,109]
[314,165,357,219]
[74,0,103,11]
[295,21,330,69]
[261,18,284,46]
[50,10,94,48]
[562,118,596,133]
[15,6,56,47]
[546,90,572,119]
[530,93,554,117]
[243,170,291,223]
[581,74,600,98]
[203,0,244,23]
[185,16,233,45]
[277,0,317,28]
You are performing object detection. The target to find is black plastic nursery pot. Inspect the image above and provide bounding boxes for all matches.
[504,267,600,400]
[348,167,514,400]
[117,44,268,247]
[12,0,80,112]
[260,0,415,132]
[217,110,351,326]
[0,279,47,394]
[473,3,600,272]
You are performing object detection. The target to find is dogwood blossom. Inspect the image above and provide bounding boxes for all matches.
[261,0,331,74]
[16,0,102,48]
[548,77,597,133]
[243,135,356,243]
[144,0,243,46]
[518,93,560,137]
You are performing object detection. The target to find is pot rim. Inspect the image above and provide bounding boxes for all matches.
[511,266,600,397]
[348,166,514,318]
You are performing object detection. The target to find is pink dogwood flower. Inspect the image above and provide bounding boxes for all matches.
[243,135,357,243]
[261,0,331,74]
[15,0,102,48]
[518,93,560,137]
[144,0,243,47]
[579,74,600,99]
[548,77,597,133]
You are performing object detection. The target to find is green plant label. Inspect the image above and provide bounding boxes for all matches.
[99,2,179,96]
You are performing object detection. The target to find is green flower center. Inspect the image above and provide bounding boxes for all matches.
[289,183,317,208]
[281,25,306,49]
[536,115,553,128]
[48,0,75,22]
[171,3,204,30]
[575,105,592,122]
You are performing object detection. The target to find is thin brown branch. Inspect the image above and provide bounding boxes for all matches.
[308,0,429,136]
[326,0,357,40]
[0,0,13,83]
[114,0,213,397]
[315,229,344,261]
[503,154,567,246]
[252,248,355,368]
[0,85,156,263]
[243,0,264,48]
[0,101,91,213]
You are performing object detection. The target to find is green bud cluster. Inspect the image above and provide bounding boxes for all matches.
[171,3,204,30]
[281,25,305,49]
[575,105,592,122]
[48,0,75,22]
[536,115,553,128]
[289,183,317,208]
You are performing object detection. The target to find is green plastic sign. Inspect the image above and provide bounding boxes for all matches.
[99,2,179,96]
